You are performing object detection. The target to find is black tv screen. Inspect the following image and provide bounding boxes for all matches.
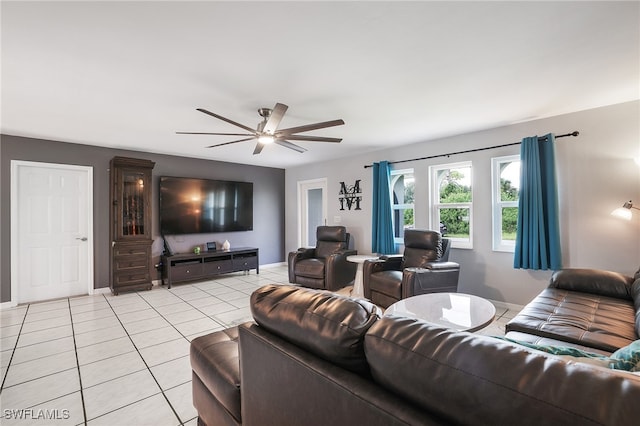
[160,176,253,234]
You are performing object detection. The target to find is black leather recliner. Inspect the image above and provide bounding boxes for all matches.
[288,226,358,291]
[363,229,460,308]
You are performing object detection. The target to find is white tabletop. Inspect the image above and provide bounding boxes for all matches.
[347,254,378,263]
[384,293,496,332]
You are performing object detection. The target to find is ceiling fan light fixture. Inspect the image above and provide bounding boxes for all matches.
[184,103,344,154]
[258,134,275,144]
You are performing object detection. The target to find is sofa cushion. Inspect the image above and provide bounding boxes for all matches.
[365,316,640,426]
[250,284,380,375]
[402,230,441,268]
[504,331,612,356]
[315,226,348,259]
[294,258,325,279]
[190,327,241,424]
[505,288,637,352]
[549,268,633,300]
[368,270,402,297]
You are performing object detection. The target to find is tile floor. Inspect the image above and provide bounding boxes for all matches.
[1,265,520,426]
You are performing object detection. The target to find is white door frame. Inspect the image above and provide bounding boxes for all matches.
[10,160,94,306]
[297,178,327,248]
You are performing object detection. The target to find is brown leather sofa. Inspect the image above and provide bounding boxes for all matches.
[191,284,640,426]
[506,267,640,355]
[287,225,357,291]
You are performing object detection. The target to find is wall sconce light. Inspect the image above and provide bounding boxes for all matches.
[611,200,640,220]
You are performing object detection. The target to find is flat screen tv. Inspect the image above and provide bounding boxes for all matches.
[160,176,253,234]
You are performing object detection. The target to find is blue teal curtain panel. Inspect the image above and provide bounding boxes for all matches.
[514,134,562,270]
[371,161,396,254]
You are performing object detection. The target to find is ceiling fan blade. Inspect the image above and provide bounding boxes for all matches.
[282,135,342,143]
[253,142,265,155]
[262,103,288,134]
[197,108,257,134]
[176,132,254,136]
[206,136,256,148]
[277,119,345,135]
[275,140,307,153]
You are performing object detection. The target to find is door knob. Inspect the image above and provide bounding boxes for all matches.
[76,237,88,241]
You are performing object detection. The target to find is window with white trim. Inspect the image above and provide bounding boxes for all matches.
[492,155,520,252]
[390,169,414,244]
[429,162,472,249]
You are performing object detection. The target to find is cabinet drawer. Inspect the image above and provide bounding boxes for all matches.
[114,244,150,257]
[171,263,204,282]
[114,256,148,273]
[233,256,258,270]
[114,271,150,286]
[203,259,233,275]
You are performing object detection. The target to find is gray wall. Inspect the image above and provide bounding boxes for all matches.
[285,101,640,306]
[1,135,285,303]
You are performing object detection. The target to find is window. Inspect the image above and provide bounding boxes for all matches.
[390,169,414,244]
[430,162,472,249]
[492,155,520,252]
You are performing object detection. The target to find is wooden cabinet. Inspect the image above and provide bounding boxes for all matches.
[161,247,259,288]
[109,156,155,295]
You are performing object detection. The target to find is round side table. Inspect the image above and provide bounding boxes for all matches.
[347,254,378,298]
[384,293,496,332]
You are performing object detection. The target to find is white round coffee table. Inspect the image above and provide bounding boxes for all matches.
[347,254,378,298]
[384,293,496,332]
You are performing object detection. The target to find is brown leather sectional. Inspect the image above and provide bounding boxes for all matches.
[506,267,640,355]
[191,280,640,426]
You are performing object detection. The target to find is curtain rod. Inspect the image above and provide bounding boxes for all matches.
[363,131,579,169]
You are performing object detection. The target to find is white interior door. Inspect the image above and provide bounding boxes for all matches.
[298,178,327,247]
[11,161,94,304]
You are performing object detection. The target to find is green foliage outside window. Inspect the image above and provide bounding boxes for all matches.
[403,180,414,227]
[500,177,519,240]
[439,170,471,237]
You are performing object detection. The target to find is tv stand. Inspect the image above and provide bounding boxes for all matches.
[161,247,259,288]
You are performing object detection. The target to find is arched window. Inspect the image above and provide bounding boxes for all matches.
[390,169,414,244]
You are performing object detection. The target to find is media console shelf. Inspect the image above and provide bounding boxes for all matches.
[161,247,259,288]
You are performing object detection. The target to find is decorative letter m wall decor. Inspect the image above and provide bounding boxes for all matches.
[339,180,362,210]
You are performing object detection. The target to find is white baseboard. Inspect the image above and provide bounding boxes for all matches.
[0,300,18,310]
[90,287,111,295]
[259,262,287,269]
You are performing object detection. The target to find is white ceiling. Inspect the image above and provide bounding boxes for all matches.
[2,1,638,169]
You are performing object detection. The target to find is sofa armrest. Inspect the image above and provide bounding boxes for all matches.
[288,248,317,282]
[294,247,316,259]
[420,261,460,271]
[379,254,403,262]
[324,249,358,291]
[402,264,460,298]
[549,268,634,300]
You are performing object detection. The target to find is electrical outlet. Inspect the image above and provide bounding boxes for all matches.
[334,216,341,223]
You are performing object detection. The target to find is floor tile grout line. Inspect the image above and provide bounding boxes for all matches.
[102,291,184,425]
[128,287,216,344]
[84,391,175,425]
[0,304,30,392]
[3,346,77,371]
[2,268,368,425]
[75,346,139,370]
[67,297,89,426]
[143,284,244,337]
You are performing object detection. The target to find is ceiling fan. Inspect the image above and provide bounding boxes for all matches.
[177,103,345,155]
